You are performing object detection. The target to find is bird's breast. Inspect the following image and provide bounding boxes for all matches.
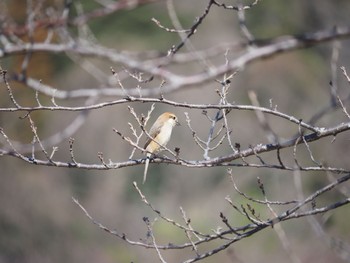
[156,125,172,145]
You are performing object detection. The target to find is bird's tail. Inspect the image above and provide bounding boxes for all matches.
[143,153,151,184]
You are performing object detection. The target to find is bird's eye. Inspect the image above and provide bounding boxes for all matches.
[172,116,176,120]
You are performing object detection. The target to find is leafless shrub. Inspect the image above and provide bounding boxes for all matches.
[1,0,350,262]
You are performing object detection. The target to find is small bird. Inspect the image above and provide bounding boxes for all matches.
[143,112,179,184]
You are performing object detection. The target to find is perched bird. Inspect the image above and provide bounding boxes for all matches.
[143,112,179,184]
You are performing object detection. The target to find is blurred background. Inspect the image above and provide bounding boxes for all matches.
[1,0,350,262]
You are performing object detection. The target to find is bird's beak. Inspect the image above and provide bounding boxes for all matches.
[176,120,181,126]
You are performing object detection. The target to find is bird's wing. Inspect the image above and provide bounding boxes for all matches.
[144,126,161,150]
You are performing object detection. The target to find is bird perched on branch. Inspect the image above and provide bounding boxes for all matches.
[143,112,180,184]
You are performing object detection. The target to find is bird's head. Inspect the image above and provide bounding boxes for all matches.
[157,112,180,127]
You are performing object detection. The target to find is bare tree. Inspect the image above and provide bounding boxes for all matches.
[1,1,350,262]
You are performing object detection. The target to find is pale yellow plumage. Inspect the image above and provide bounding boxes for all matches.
[143,112,179,184]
